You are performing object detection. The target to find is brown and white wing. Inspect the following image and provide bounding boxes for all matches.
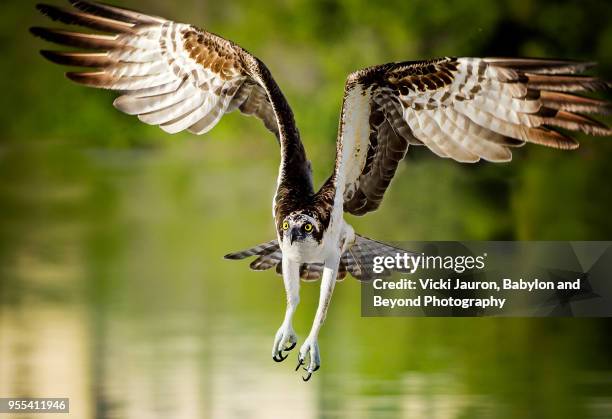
[336,57,611,216]
[31,1,280,139]
[224,235,412,281]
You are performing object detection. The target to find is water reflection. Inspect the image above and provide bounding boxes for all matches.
[2,300,612,418]
[1,305,91,418]
[0,143,611,419]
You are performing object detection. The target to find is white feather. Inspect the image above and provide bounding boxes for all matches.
[138,91,206,125]
[335,83,372,202]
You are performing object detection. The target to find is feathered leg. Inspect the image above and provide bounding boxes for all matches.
[296,254,340,381]
[271,254,300,362]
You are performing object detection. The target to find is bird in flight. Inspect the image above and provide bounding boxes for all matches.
[32,0,611,381]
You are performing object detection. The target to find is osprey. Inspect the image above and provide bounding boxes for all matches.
[32,1,611,381]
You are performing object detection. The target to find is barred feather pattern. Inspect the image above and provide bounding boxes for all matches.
[224,235,413,281]
[339,57,611,216]
[31,0,280,138]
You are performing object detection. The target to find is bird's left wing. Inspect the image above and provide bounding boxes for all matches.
[31,1,281,138]
[335,57,611,216]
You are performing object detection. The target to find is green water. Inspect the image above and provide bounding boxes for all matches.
[1,142,610,419]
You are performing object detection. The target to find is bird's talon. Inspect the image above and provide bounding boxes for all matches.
[295,357,304,371]
[272,352,288,362]
[302,372,312,382]
[272,325,297,363]
[302,365,320,374]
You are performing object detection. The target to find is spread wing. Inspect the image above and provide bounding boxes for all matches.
[31,1,280,139]
[335,57,612,216]
[224,235,411,281]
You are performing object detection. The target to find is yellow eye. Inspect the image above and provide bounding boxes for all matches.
[282,221,289,230]
[304,223,313,232]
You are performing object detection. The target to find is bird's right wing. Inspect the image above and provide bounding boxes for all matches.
[31,1,282,139]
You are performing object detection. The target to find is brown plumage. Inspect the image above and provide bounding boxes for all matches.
[32,0,313,236]
[339,57,611,216]
[31,2,292,141]
[31,2,612,282]
[34,0,612,382]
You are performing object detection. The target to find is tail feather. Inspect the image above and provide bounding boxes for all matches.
[345,235,414,280]
[224,240,278,260]
[224,235,413,281]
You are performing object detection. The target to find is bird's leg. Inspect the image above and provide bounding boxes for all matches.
[272,254,300,362]
[297,255,339,381]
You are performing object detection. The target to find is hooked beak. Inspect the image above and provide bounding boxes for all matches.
[289,227,301,245]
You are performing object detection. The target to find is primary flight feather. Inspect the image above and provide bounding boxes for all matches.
[31,0,611,381]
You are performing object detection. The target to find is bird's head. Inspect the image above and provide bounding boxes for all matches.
[281,212,322,245]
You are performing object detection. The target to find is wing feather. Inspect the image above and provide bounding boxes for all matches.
[337,57,611,216]
[30,27,121,49]
[31,1,282,140]
[113,78,194,115]
[539,91,611,114]
[40,50,115,67]
[439,108,512,162]
[407,108,480,162]
[525,74,611,92]
[187,83,240,134]
[139,93,206,126]
[36,3,137,33]
[68,0,165,24]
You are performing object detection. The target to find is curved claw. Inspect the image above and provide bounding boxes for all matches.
[273,341,295,363]
[295,357,304,371]
[301,365,320,381]
[302,363,320,381]
[272,352,288,363]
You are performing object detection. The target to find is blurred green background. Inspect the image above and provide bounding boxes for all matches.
[1,0,611,418]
